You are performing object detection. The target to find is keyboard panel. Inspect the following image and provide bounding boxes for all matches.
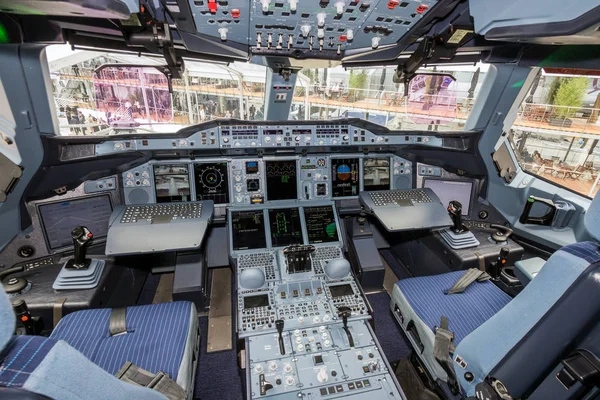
[369,189,433,207]
[120,203,203,223]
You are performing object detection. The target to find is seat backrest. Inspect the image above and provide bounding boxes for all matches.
[0,287,166,400]
[453,193,600,398]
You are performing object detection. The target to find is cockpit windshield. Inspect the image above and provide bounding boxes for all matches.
[47,44,487,136]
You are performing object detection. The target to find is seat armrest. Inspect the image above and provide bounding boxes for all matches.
[514,257,546,286]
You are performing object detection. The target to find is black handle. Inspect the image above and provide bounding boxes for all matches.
[72,226,93,265]
[519,196,556,226]
[447,200,466,234]
[275,319,285,355]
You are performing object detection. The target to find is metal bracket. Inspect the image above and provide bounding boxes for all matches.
[492,141,518,184]
[0,152,22,203]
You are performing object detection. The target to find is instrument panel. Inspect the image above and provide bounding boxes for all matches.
[95,120,445,156]
[121,154,412,206]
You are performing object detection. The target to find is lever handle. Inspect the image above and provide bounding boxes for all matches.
[72,226,93,267]
[519,196,556,226]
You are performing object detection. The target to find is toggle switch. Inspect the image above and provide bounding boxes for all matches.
[261,0,271,13]
[301,25,311,37]
[256,32,262,49]
[317,12,326,27]
[346,29,354,41]
[371,36,380,49]
[288,34,294,49]
[335,1,344,14]
[289,0,298,11]
[218,27,228,41]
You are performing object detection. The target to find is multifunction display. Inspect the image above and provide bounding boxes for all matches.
[303,206,339,244]
[364,158,391,191]
[154,164,190,203]
[266,160,298,201]
[268,208,303,247]
[331,158,360,197]
[231,210,267,250]
[194,162,230,204]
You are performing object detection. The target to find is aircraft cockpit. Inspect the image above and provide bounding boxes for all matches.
[0,1,600,400]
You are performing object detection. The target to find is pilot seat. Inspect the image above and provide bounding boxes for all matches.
[0,288,199,400]
[391,193,600,398]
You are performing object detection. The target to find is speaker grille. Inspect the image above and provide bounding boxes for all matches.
[128,188,150,204]
[395,176,412,190]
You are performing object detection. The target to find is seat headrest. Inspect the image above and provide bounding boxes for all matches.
[584,192,600,241]
[0,286,16,352]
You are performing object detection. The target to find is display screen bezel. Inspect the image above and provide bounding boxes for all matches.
[231,210,268,251]
[153,163,191,203]
[422,177,475,216]
[37,193,113,252]
[265,159,299,201]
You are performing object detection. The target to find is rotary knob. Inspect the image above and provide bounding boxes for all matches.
[284,363,293,373]
[269,361,278,371]
[294,136,300,142]
[342,135,349,141]
[265,136,272,143]
[295,336,302,344]
[276,136,283,143]
[235,175,242,182]
[297,344,304,352]
[313,316,320,324]
[319,325,326,332]
[294,329,301,336]
[322,332,329,340]
[323,339,331,347]
[223,137,230,143]
[254,364,264,374]
[286,376,295,386]
[323,315,331,322]
[298,316,304,324]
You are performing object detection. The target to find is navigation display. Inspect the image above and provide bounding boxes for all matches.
[269,208,303,247]
[154,164,190,203]
[231,210,267,250]
[194,163,229,204]
[303,206,339,244]
[331,158,360,197]
[266,160,298,201]
[38,195,113,250]
[364,158,391,191]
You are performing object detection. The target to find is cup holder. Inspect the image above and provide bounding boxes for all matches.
[502,266,517,278]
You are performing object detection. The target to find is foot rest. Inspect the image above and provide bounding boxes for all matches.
[53,259,105,290]
[439,228,480,250]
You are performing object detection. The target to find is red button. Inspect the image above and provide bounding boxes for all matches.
[87,233,93,238]
[416,4,429,14]
[388,0,399,9]
[208,0,217,14]
[21,315,29,322]
[339,35,347,42]
[231,8,240,18]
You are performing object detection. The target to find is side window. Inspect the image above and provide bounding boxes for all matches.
[508,71,600,198]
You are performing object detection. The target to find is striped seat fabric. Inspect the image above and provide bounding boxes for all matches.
[0,336,57,389]
[396,270,511,344]
[50,301,194,380]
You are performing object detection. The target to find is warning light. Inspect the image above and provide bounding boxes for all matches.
[21,315,29,322]
[388,0,399,9]
[231,9,240,18]
[339,35,347,42]
[416,4,429,14]
[208,0,218,13]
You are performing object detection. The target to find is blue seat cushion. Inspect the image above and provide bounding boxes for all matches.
[0,336,56,389]
[50,301,194,380]
[396,271,511,344]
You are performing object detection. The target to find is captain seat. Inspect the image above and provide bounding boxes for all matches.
[391,193,600,398]
[0,287,199,400]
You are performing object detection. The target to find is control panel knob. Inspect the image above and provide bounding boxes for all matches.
[284,363,293,373]
[254,364,264,374]
[323,315,331,322]
[261,0,270,12]
[235,175,242,182]
[317,13,326,27]
[317,28,325,39]
[251,141,257,146]
[236,185,242,193]
[297,344,304,352]
[294,136,300,142]
[304,136,311,142]
[346,29,354,41]
[295,336,302,344]
[301,25,311,38]
[218,27,228,41]
[285,376,295,386]
[236,195,243,203]
[319,325,326,332]
[265,136,272,143]
[235,142,241,147]
[276,136,283,143]
[114,142,123,150]
[318,140,324,145]
[141,171,149,178]
[371,37,381,49]
[223,137,229,143]
[335,1,344,14]
[342,135,349,141]
[294,329,301,336]
[332,140,338,145]
[322,332,329,340]
[142,179,150,186]
[126,172,134,179]
[269,361,278,371]
[288,0,298,11]
[317,366,329,383]
[324,339,331,347]
[313,316,320,324]
[298,316,304,324]
[377,136,384,143]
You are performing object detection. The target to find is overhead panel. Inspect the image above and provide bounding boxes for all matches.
[188,0,437,58]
